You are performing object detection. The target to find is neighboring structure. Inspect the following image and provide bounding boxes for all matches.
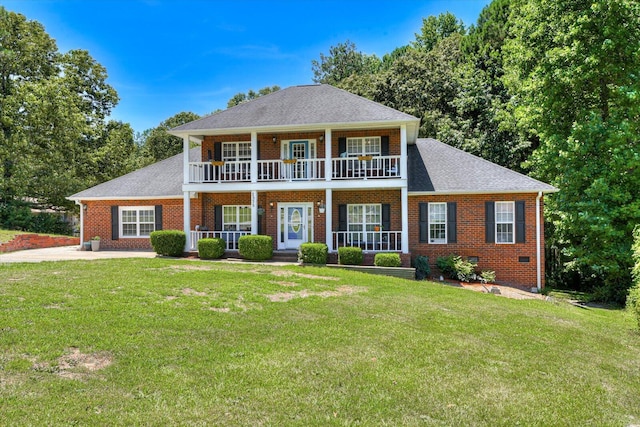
[68,84,557,289]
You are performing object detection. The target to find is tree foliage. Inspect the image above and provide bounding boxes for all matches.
[141,111,201,162]
[227,85,281,108]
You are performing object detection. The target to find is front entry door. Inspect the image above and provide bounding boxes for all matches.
[278,203,313,249]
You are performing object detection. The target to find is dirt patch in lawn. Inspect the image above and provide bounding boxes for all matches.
[269,270,340,281]
[267,285,365,302]
[33,347,113,380]
[181,288,207,296]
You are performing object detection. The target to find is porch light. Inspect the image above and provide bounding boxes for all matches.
[319,135,324,142]
[269,201,274,208]
[317,200,326,214]
[272,136,277,144]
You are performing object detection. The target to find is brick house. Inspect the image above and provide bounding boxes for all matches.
[68,84,557,289]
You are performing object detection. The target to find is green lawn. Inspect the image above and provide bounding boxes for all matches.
[0,229,22,243]
[1,258,639,426]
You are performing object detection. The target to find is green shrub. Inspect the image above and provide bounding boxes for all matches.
[436,254,477,282]
[238,235,273,261]
[150,230,185,257]
[436,254,458,278]
[198,238,225,260]
[414,255,430,280]
[299,243,328,264]
[627,225,640,330]
[480,270,496,284]
[374,253,401,267]
[338,246,363,265]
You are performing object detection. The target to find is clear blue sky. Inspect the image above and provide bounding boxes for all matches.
[4,0,490,134]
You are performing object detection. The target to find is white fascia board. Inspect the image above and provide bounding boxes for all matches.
[408,188,559,196]
[169,119,420,141]
[66,195,182,202]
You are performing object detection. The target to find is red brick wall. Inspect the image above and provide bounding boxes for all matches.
[332,128,401,156]
[83,199,185,250]
[408,193,545,289]
[0,234,80,253]
[332,189,402,232]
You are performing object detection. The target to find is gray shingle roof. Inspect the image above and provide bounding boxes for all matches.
[170,84,419,134]
[68,149,199,200]
[408,138,557,193]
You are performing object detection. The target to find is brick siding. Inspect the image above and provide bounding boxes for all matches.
[0,234,80,253]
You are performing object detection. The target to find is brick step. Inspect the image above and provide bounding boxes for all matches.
[271,251,299,262]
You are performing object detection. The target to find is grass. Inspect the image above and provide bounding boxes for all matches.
[1,258,639,426]
[0,229,22,243]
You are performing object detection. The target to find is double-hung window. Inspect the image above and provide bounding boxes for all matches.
[347,204,381,246]
[495,201,515,243]
[223,205,252,231]
[120,207,155,237]
[222,142,251,162]
[428,202,447,244]
[346,137,381,157]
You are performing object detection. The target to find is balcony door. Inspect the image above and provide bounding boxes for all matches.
[278,203,313,250]
[281,140,316,180]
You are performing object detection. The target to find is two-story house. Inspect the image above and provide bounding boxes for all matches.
[69,84,557,289]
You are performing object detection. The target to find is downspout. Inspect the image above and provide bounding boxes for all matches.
[75,200,84,249]
[536,191,542,292]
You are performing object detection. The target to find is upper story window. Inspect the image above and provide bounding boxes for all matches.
[223,205,251,231]
[428,202,447,244]
[346,137,381,157]
[495,201,514,243]
[222,142,251,161]
[120,206,155,237]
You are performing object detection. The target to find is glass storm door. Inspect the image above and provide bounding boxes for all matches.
[278,203,313,249]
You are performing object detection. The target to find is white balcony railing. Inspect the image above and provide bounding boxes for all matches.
[332,230,402,252]
[188,155,400,183]
[189,230,251,251]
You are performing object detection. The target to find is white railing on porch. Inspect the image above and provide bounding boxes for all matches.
[332,230,402,252]
[189,230,251,251]
[189,161,251,183]
[256,159,325,181]
[331,155,400,179]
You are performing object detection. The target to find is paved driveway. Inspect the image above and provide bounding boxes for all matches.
[0,245,157,263]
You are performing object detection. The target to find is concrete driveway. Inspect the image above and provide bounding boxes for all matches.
[0,245,157,263]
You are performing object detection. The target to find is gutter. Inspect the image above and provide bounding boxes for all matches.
[536,191,543,292]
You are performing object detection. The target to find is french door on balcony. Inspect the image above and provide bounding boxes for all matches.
[277,203,313,250]
[281,140,316,180]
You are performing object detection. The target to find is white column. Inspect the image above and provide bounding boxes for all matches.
[76,201,84,248]
[400,124,408,180]
[324,128,332,181]
[251,131,258,183]
[251,190,258,235]
[325,188,333,251]
[183,136,190,184]
[183,192,191,251]
[401,186,409,254]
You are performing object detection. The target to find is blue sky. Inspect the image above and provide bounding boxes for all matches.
[4,0,490,134]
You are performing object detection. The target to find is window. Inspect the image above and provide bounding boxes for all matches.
[347,204,381,232]
[223,205,251,231]
[222,142,251,161]
[120,207,155,237]
[346,137,381,157]
[428,203,447,244]
[495,201,514,243]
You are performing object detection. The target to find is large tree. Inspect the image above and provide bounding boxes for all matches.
[141,111,201,162]
[504,0,640,302]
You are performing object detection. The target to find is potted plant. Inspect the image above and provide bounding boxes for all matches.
[90,236,101,251]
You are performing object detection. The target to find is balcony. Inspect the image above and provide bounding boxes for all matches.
[187,155,401,184]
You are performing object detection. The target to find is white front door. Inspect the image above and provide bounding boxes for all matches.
[278,203,313,250]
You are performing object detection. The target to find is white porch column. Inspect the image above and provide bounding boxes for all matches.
[324,128,332,181]
[251,131,258,183]
[401,186,409,254]
[183,136,190,184]
[76,201,84,248]
[184,192,191,251]
[400,124,408,180]
[251,190,258,234]
[325,188,333,251]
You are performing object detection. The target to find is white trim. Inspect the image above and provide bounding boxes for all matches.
[222,205,252,232]
[325,189,333,252]
[277,202,314,250]
[536,192,542,291]
[119,206,156,238]
[183,136,190,185]
[183,192,191,250]
[495,201,515,244]
[408,189,558,196]
[401,186,408,253]
[68,196,182,202]
[427,202,447,244]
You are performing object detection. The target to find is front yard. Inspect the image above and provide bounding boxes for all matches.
[1,258,639,425]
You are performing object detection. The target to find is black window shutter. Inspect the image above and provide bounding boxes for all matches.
[447,202,457,243]
[155,205,163,231]
[419,202,428,243]
[111,205,119,240]
[382,204,391,231]
[214,205,222,231]
[515,200,526,243]
[207,149,212,161]
[485,201,495,243]
[338,137,346,155]
[338,204,347,231]
[381,136,390,156]
[214,142,222,161]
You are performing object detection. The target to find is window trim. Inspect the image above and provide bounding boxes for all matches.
[347,203,382,232]
[119,206,155,238]
[346,136,381,157]
[222,205,252,232]
[222,141,251,161]
[495,201,515,244]
[428,202,447,244]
